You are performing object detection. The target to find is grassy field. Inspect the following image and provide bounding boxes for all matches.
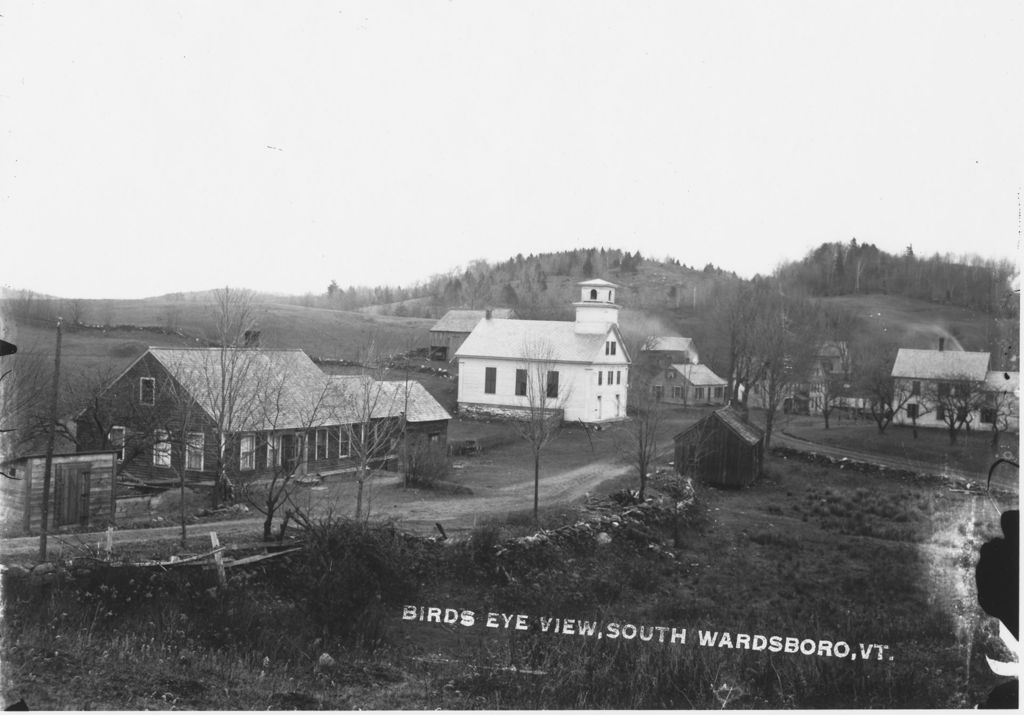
[2,444,1014,709]
[777,413,1016,477]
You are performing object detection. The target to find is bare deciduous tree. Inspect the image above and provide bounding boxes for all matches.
[512,338,570,523]
[926,375,986,445]
[619,336,669,500]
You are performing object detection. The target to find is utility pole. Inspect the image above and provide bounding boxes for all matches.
[39,316,63,562]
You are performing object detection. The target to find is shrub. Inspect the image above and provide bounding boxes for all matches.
[403,442,450,487]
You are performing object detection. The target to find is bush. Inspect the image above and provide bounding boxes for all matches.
[293,519,427,646]
[403,442,450,487]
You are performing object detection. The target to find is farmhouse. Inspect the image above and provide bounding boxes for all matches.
[429,308,514,361]
[653,363,728,406]
[453,279,630,423]
[891,346,1019,432]
[0,451,118,535]
[74,347,450,487]
[673,407,764,487]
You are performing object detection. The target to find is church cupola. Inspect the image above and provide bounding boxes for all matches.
[574,278,621,333]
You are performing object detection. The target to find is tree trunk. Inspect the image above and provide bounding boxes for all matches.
[823,408,831,430]
[263,512,274,542]
[533,453,540,524]
[355,477,365,520]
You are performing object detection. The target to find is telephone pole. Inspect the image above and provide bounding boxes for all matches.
[39,317,63,561]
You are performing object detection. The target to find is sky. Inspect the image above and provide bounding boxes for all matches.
[2,1,1021,299]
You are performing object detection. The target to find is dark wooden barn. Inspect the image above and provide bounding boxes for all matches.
[673,407,764,487]
[1,451,118,535]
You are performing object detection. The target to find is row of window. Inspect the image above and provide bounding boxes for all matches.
[596,370,623,386]
[653,385,725,401]
[113,423,399,471]
[904,403,989,423]
[484,367,560,398]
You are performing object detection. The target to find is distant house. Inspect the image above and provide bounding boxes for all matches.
[1,451,118,535]
[641,336,699,366]
[652,363,728,406]
[454,279,631,424]
[673,407,764,487]
[74,347,451,488]
[890,346,1004,430]
[429,308,515,361]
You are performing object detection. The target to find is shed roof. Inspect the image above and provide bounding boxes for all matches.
[675,407,764,446]
[891,349,990,381]
[644,336,695,353]
[454,318,626,364]
[672,363,727,386]
[431,309,513,334]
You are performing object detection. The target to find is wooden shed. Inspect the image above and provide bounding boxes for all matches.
[673,407,764,487]
[1,451,118,535]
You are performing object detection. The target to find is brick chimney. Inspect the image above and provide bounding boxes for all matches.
[939,337,945,352]
[485,309,492,320]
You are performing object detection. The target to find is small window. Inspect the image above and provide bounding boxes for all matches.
[714,386,723,399]
[589,289,597,300]
[328,429,340,459]
[672,385,683,399]
[937,383,950,398]
[239,434,255,471]
[315,428,328,461]
[186,432,204,471]
[546,371,559,399]
[935,405,946,421]
[140,377,155,406]
[484,367,497,394]
[911,381,921,396]
[665,369,674,380]
[605,341,617,355]
[607,370,613,384]
[109,426,125,462]
[695,387,705,401]
[980,408,996,424]
[610,341,616,355]
[515,369,527,396]
[616,371,621,385]
[153,430,171,467]
[428,433,440,444]
[598,371,603,386]
[653,385,664,401]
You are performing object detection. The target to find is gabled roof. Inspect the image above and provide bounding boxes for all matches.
[577,278,620,288]
[454,319,627,364]
[643,336,695,353]
[985,370,1020,394]
[674,406,764,446]
[136,348,449,432]
[672,363,727,386]
[431,309,514,333]
[891,349,990,381]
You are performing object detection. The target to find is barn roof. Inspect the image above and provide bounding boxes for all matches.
[672,363,727,386]
[674,407,764,446]
[891,349,990,381]
[643,336,696,353]
[431,309,514,334]
[453,318,624,364]
[145,348,448,431]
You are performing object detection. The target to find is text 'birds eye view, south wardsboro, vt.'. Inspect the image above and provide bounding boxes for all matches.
[1,2,1021,710]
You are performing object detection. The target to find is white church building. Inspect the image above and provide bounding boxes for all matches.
[453,279,631,423]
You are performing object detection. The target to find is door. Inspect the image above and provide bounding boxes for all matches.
[280,434,298,472]
[54,466,91,527]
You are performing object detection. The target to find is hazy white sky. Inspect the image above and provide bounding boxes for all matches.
[2,1,1021,299]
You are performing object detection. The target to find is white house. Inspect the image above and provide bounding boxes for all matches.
[890,347,1019,431]
[453,279,631,423]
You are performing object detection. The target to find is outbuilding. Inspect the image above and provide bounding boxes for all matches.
[1,450,118,535]
[673,407,764,487]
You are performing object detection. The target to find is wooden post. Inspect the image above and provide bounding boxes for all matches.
[39,317,63,562]
[210,531,226,588]
[106,526,114,559]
